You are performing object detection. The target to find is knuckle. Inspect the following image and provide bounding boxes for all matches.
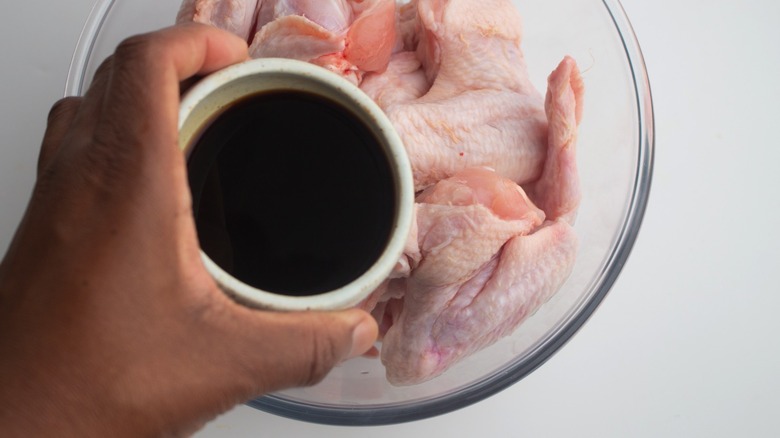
[47,97,81,124]
[73,132,138,198]
[92,55,115,81]
[115,33,156,59]
[114,32,169,69]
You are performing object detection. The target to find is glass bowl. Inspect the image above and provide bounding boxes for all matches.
[66,0,654,426]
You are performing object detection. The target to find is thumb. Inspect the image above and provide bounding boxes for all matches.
[225,308,378,394]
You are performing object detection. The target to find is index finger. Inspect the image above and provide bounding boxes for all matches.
[91,23,249,178]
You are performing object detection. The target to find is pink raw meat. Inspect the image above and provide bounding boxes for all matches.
[176,0,261,42]
[249,0,396,84]
[375,57,584,385]
[526,56,585,224]
[255,0,353,33]
[360,0,548,191]
[177,0,397,84]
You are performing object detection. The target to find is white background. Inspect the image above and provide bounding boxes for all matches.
[2,1,779,436]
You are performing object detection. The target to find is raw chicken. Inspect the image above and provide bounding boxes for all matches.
[254,0,397,83]
[359,52,430,108]
[176,0,261,42]
[178,0,397,84]
[255,0,353,33]
[527,56,585,224]
[372,56,584,385]
[360,0,548,191]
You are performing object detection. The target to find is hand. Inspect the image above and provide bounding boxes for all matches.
[0,23,377,437]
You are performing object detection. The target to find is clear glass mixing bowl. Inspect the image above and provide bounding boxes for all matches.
[66,0,654,426]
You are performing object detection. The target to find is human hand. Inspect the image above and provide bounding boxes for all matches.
[0,23,377,437]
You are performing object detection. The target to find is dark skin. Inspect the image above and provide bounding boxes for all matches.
[0,24,378,437]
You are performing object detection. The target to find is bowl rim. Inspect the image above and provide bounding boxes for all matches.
[66,0,655,426]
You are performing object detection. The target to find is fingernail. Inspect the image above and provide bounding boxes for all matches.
[347,317,378,360]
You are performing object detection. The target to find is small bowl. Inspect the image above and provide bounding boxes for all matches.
[178,58,414,312]
[67,0,654,425]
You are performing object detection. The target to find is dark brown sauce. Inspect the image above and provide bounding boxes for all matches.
[187,90,395,296]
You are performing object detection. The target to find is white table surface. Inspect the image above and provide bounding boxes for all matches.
[2,1,779,436]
